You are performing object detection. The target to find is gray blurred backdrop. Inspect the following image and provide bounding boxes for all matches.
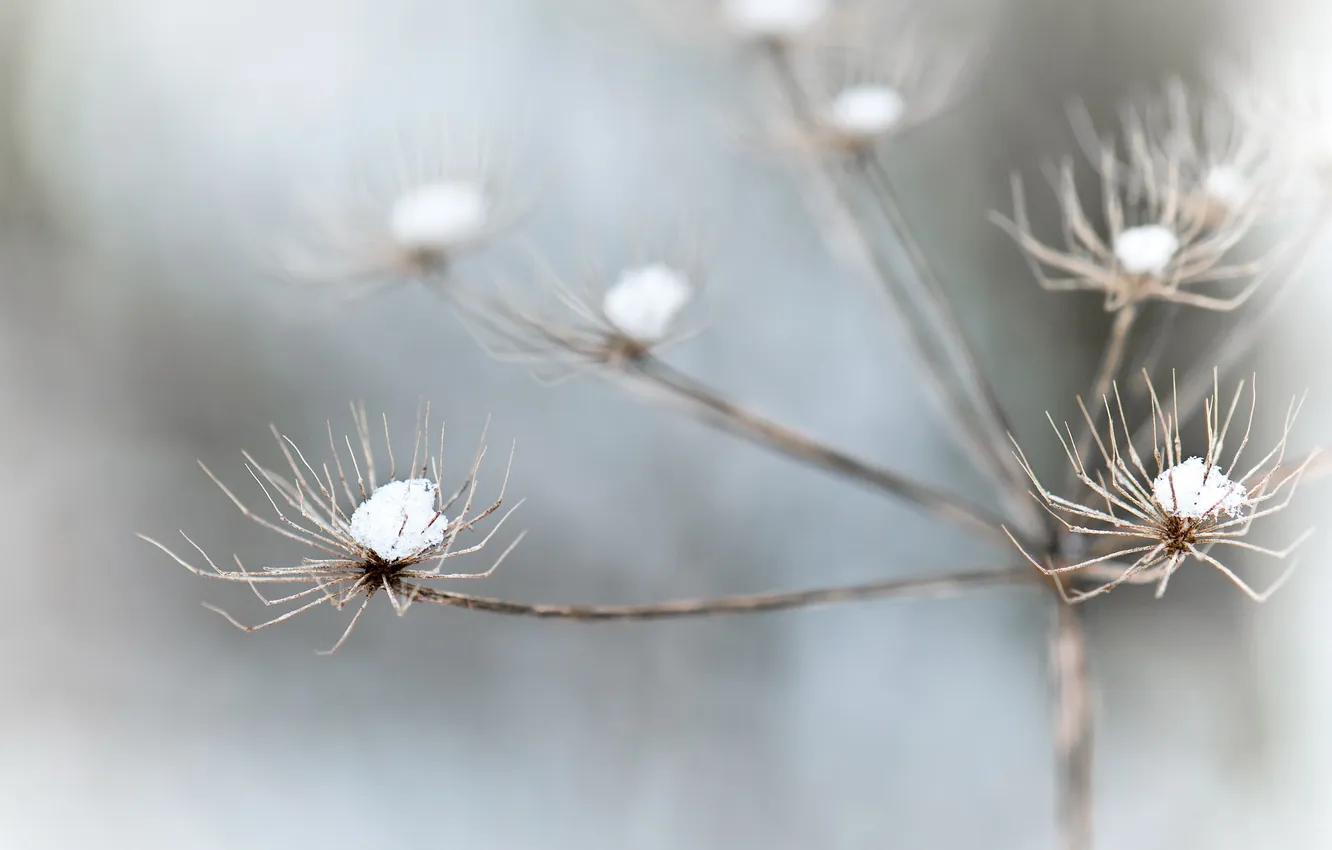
[2,0,1332,847]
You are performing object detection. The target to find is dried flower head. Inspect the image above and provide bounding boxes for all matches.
[459,243,708,381]
[1007,371,1317,603]
[783,20,974,153]
[1212,51,1332,200]
[275,125,521,292]
[1067,78,1277,231]
[723,0,829,40]
[993,135,1272,312]
[139,404,524,654]
[639,0,862,49]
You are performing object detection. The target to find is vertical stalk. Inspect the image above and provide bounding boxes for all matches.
[1052,598,1094,850]
[1065,303,1139,493]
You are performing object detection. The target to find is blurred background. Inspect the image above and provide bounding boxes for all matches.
[1,0,1331,847]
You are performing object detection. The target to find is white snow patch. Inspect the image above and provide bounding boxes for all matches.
[829,85,906,137]
[722,0,828,39]
[389,181,488,252]
[1113,225,1180,275]
[1202,165,1250,210]
[1153,457,1248,519]
[349,478,447,561]
[602,264,693,343]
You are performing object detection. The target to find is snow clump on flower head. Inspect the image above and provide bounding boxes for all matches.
[349,478,447,561]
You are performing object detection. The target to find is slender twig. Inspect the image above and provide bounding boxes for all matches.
[759,42,1041,538]
[1052,599,1094,850]
[1271,447,1332,489]
[1065,303,1140,493]
[404,566,1034,621]
[858,155,1035,509]
[626,354,1015,543]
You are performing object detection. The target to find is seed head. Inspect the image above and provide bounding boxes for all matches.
[139,404,524,654]
[994,144,1271,312]
[1006,370,1317,603]
[274,124,519,292]
[388,181,490,257]
[774,17,973,155]
[828,84,906,138]
[1112,224,1180,275]
[458,241,708,381]
[349,478,448,561]
[601,264,694,344]
[722,0,828,40]
[1151,456,1247,519]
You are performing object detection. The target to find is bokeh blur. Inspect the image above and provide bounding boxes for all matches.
[2,0,1332,847]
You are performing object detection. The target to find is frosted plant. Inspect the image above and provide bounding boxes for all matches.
[460,248,708,379]
[140,404,523,654]
[601,263,695,344]
[1068,77,1277,230]
[994,143,1270,314]
[1007,372,1317,603]
[1112,224,1180,276]
[276,126,518,291]
[777,17,973,154]
[387,180,491,263]
[827,84,906,138]
[722,0,829,41]
[639,0,857,49]
[137,11,1332,850]
[1215,51,1332,198]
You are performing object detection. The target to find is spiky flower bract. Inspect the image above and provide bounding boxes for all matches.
[140,404,524,654]
[783,16,974,154]
[459,243,709,383]
[275,124,521,293]
[993,89,1276,313]
[1007,371,1317,603]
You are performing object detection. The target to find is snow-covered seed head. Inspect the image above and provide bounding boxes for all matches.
[1113,225,1179,275]
[721,0,828,39]
[601,263,694,343]
[1152,457,1249,519]
[828,84,906,138]
[139,404,522,654]
[349,478,447,562]
[389,181,490,254]
[1201,165,1251,211]
[1004,371,1315,604]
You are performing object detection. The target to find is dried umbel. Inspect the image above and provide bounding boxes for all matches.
[459,248,707,381]
[140,405,523,654]
[639,0,866,49]
[993,112,1273,313]
[1069,77,1276,231]
[1007,372,1317,603]
[1214,51,1332,200]
[785,19,973,153]
[276,126,520,291]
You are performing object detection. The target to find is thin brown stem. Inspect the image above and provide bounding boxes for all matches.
[1065,304,1140,495]
[858,155,1033,505]
[628,354,1015,544]
[1052,598,1094,850]
[759,42,1041,539]
[404,566,1034,621]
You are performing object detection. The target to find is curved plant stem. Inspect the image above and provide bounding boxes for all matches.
[405,566,1034,621]
[759,43,1040,538]
[627,354,1015,544]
